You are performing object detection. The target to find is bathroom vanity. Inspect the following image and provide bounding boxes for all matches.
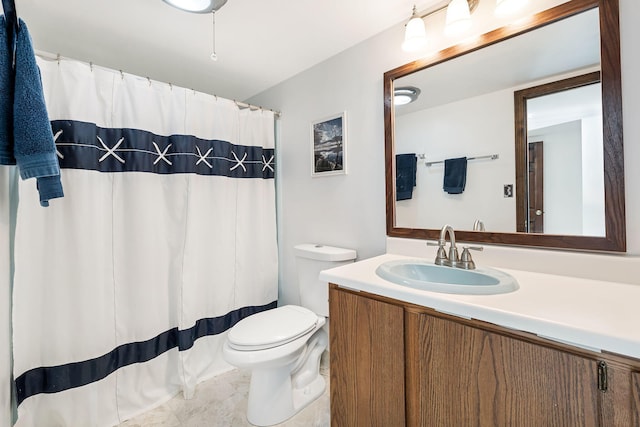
[322,254,640,427]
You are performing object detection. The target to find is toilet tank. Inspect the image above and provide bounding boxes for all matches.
[294,244,357,317]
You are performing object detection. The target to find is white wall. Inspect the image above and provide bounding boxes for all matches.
[581,115,606,235]
[250,0,640,303]
[249,0,585,304]
[529,120,584,235]
[395,89,516,232]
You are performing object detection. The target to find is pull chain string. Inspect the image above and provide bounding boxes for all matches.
[210,11,217,61]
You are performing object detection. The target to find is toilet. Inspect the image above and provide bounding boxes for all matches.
[222,243,356,426]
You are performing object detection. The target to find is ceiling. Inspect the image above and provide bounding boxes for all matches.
[11,0,443,102]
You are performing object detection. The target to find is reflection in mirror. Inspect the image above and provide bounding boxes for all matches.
[384,0,625,251]
[515,72,603,236]
[394,7,600,234]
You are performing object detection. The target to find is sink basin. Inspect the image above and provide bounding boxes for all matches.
[375,259,519,295]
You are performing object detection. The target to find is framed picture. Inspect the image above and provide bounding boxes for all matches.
[311,112,346,177]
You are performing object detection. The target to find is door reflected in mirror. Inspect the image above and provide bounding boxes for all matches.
[517,73,604,237]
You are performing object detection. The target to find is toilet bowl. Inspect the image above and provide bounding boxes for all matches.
[222,244,356,426]
[222,305,328,426]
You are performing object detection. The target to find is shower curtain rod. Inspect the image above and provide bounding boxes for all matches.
[34,50,282,118]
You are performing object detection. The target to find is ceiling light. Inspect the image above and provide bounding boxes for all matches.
[394,87,421,106]
[162,0,228,13]
[495,0,528,16]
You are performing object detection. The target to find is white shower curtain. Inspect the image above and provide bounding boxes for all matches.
[9,56,278,426]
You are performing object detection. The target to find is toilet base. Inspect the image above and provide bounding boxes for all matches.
[245,330,328,426]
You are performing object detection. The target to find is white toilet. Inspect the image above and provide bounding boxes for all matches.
[222,243,356,426]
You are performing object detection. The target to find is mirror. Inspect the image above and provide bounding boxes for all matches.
[384,0,625,252]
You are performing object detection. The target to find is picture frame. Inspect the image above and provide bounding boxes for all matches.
[311,112,346,177]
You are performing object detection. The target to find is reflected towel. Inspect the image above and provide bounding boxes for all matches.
[396,153,417,201]
[443,157,467,194]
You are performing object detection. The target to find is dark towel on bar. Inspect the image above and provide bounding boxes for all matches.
[13,19,64,206]
[443,157,467,194]
[396,153,417,201]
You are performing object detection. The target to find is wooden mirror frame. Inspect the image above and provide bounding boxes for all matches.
[383,0,625,252]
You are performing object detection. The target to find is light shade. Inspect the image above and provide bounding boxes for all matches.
[394,87,421,106]
[495,0,528,16]
[445,0,472,36]
[402,6,428,52]
[162,0,228,13]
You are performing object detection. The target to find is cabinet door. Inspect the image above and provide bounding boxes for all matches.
[405,311,601,427]
[329,286,405,427]
[601,366,640,426]
[633,372,640,426]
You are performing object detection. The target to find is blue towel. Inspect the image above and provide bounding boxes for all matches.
[12,19,64,206]
[396,153,417,201]
[443,157,467,194]
[0,16,15,164]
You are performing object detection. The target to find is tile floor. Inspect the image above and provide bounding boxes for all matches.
[118,354,330,427]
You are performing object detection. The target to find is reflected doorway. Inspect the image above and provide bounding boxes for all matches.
[528,141,544,233]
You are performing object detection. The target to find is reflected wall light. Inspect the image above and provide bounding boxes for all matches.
[402,0,527,52]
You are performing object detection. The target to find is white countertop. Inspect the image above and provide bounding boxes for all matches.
[320,253,640,360]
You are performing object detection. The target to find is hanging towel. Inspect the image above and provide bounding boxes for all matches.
[0,16,15,164]
[443,156,467,194]
[13,18,64,206]
[396,153,417,201]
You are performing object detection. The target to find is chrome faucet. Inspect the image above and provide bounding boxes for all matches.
[431,224,482,270]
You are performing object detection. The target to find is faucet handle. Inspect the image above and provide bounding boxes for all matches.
[428,240,449,265]
[459,246,482,270]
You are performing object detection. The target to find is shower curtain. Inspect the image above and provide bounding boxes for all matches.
[9,56,278,426]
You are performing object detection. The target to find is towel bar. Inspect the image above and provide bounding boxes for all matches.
[422,154,499,167]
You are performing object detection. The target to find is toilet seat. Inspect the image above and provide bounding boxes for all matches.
[228,305,320,351]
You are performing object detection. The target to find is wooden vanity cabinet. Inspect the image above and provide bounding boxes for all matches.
[329,285,406,426]
[329,284,640,427]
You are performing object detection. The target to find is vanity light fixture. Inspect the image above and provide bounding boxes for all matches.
[445,0,473,36]
[403,0,488,52]
[394,86,421,106]
[161,0,227,13]
[402,6,430,52]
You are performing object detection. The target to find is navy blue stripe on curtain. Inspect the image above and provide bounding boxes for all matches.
[14,301,277,406]
[50,120,275,179]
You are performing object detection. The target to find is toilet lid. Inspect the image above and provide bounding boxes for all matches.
[228,305,319,351]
